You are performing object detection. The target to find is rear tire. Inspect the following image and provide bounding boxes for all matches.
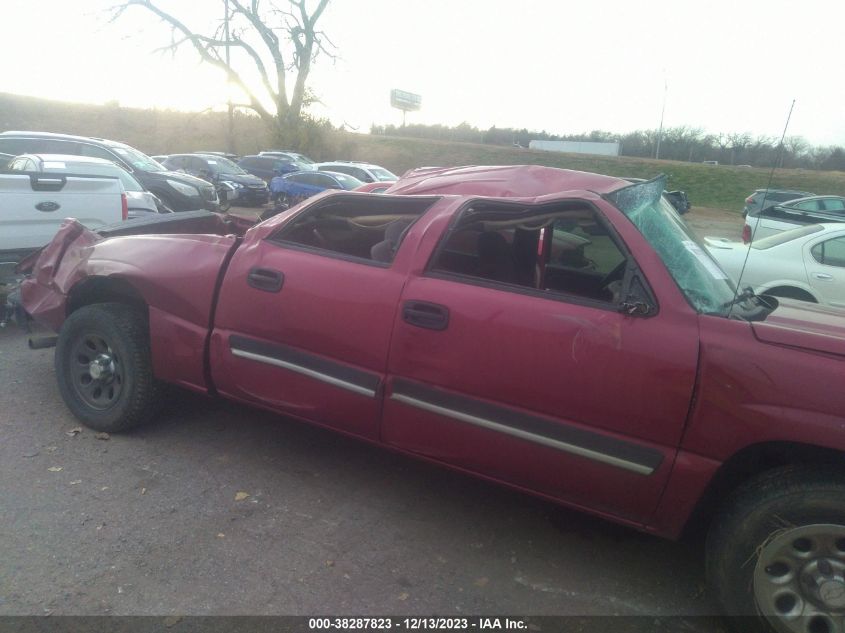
[706,465,845,633]
[55,303,161,432]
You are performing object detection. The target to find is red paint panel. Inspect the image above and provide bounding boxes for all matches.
[85,234,236,326]
[211,230,409,439]
[149,306,210,393]
[388,276,698,447]
[752,299,845,357]
[381,394,674,522]
[647,450,722,539]
[683,315,845,460]
[209,328,380,439]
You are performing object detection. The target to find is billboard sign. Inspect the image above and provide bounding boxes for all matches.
[390,89,422,112]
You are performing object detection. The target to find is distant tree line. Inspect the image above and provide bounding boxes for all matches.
[370,123,845,172]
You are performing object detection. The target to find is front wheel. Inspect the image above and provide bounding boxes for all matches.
[55,303,161,432]
[706,465,845,633]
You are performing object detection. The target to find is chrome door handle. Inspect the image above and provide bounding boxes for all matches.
[813,273,834,281]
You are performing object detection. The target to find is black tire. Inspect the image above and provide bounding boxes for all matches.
[55,302,161,432]
[706,465,845,633]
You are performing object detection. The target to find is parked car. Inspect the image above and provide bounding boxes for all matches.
[0,170,125,281]
[707,223,845,307]
[259,150,316,171]
[7,153,163,218]
[354,181,396,193]
[238,155,298,182]
[0,132,218,212]
[316,161,398,184]
[742,188,815,218]
[17,166,845,633]
[269,170,363,206]
[195,151,240,162]
[742,195,845,243]
[161,154,269,207]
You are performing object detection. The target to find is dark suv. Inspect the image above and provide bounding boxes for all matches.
[237,155,298,182]
[0,131,218,212]
[162,154,269,206]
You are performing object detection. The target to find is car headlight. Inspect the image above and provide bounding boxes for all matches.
[220,180,243,189]
[166,179,201,197]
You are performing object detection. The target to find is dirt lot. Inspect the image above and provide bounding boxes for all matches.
[0,207,738,628]
[682,207,743,240]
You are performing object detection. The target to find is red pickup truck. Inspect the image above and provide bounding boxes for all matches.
[18,166,845,632]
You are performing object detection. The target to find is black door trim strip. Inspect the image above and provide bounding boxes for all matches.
[390,379,663,476]
[229,334,380,398]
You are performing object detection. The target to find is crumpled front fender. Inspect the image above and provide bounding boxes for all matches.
[20,220,100,332]
[20,219,240,393]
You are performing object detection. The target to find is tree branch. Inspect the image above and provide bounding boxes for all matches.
[288,0,330,122]
[117,0,276,127]
[229,0,288,115]
[111,0,333,136]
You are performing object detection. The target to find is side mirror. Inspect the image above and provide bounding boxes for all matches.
[619,274,654,317]
[620,301,652,316]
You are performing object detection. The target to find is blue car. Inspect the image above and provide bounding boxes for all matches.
[269,170,364,206]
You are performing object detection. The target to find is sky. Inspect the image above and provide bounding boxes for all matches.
[3,0,844,147]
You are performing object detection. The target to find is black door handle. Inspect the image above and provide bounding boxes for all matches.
[402,301,449,331]
[247,267,284,292]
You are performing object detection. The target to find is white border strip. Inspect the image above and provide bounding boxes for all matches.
[231,348,376,398]
[390,392,654,476]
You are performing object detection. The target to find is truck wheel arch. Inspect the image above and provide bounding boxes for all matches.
[760,285,818,303]
[681,441,845,540]
[67,276,147,316]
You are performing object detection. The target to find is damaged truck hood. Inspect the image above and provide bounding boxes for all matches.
[752,299,845,358]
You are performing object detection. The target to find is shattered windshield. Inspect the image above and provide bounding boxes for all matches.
[608,176,736,316]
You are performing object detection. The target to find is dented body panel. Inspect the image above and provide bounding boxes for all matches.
[21,219,239,392]
[18,166,845,540]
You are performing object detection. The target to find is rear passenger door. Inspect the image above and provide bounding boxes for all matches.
[381,200,699,523]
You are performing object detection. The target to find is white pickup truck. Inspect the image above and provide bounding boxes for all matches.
[0,172,125,280]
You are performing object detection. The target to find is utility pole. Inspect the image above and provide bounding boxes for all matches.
[655,78,667,160]
[224,0,234,154]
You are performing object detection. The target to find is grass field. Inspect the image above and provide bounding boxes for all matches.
[3,91,845,212]
[332,133,845,213]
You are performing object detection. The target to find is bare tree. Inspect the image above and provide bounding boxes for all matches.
[111,0,333,142]
[726,132,751,165]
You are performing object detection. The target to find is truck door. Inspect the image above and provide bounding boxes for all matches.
[210,194,440,440]
[381,198,699,524]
